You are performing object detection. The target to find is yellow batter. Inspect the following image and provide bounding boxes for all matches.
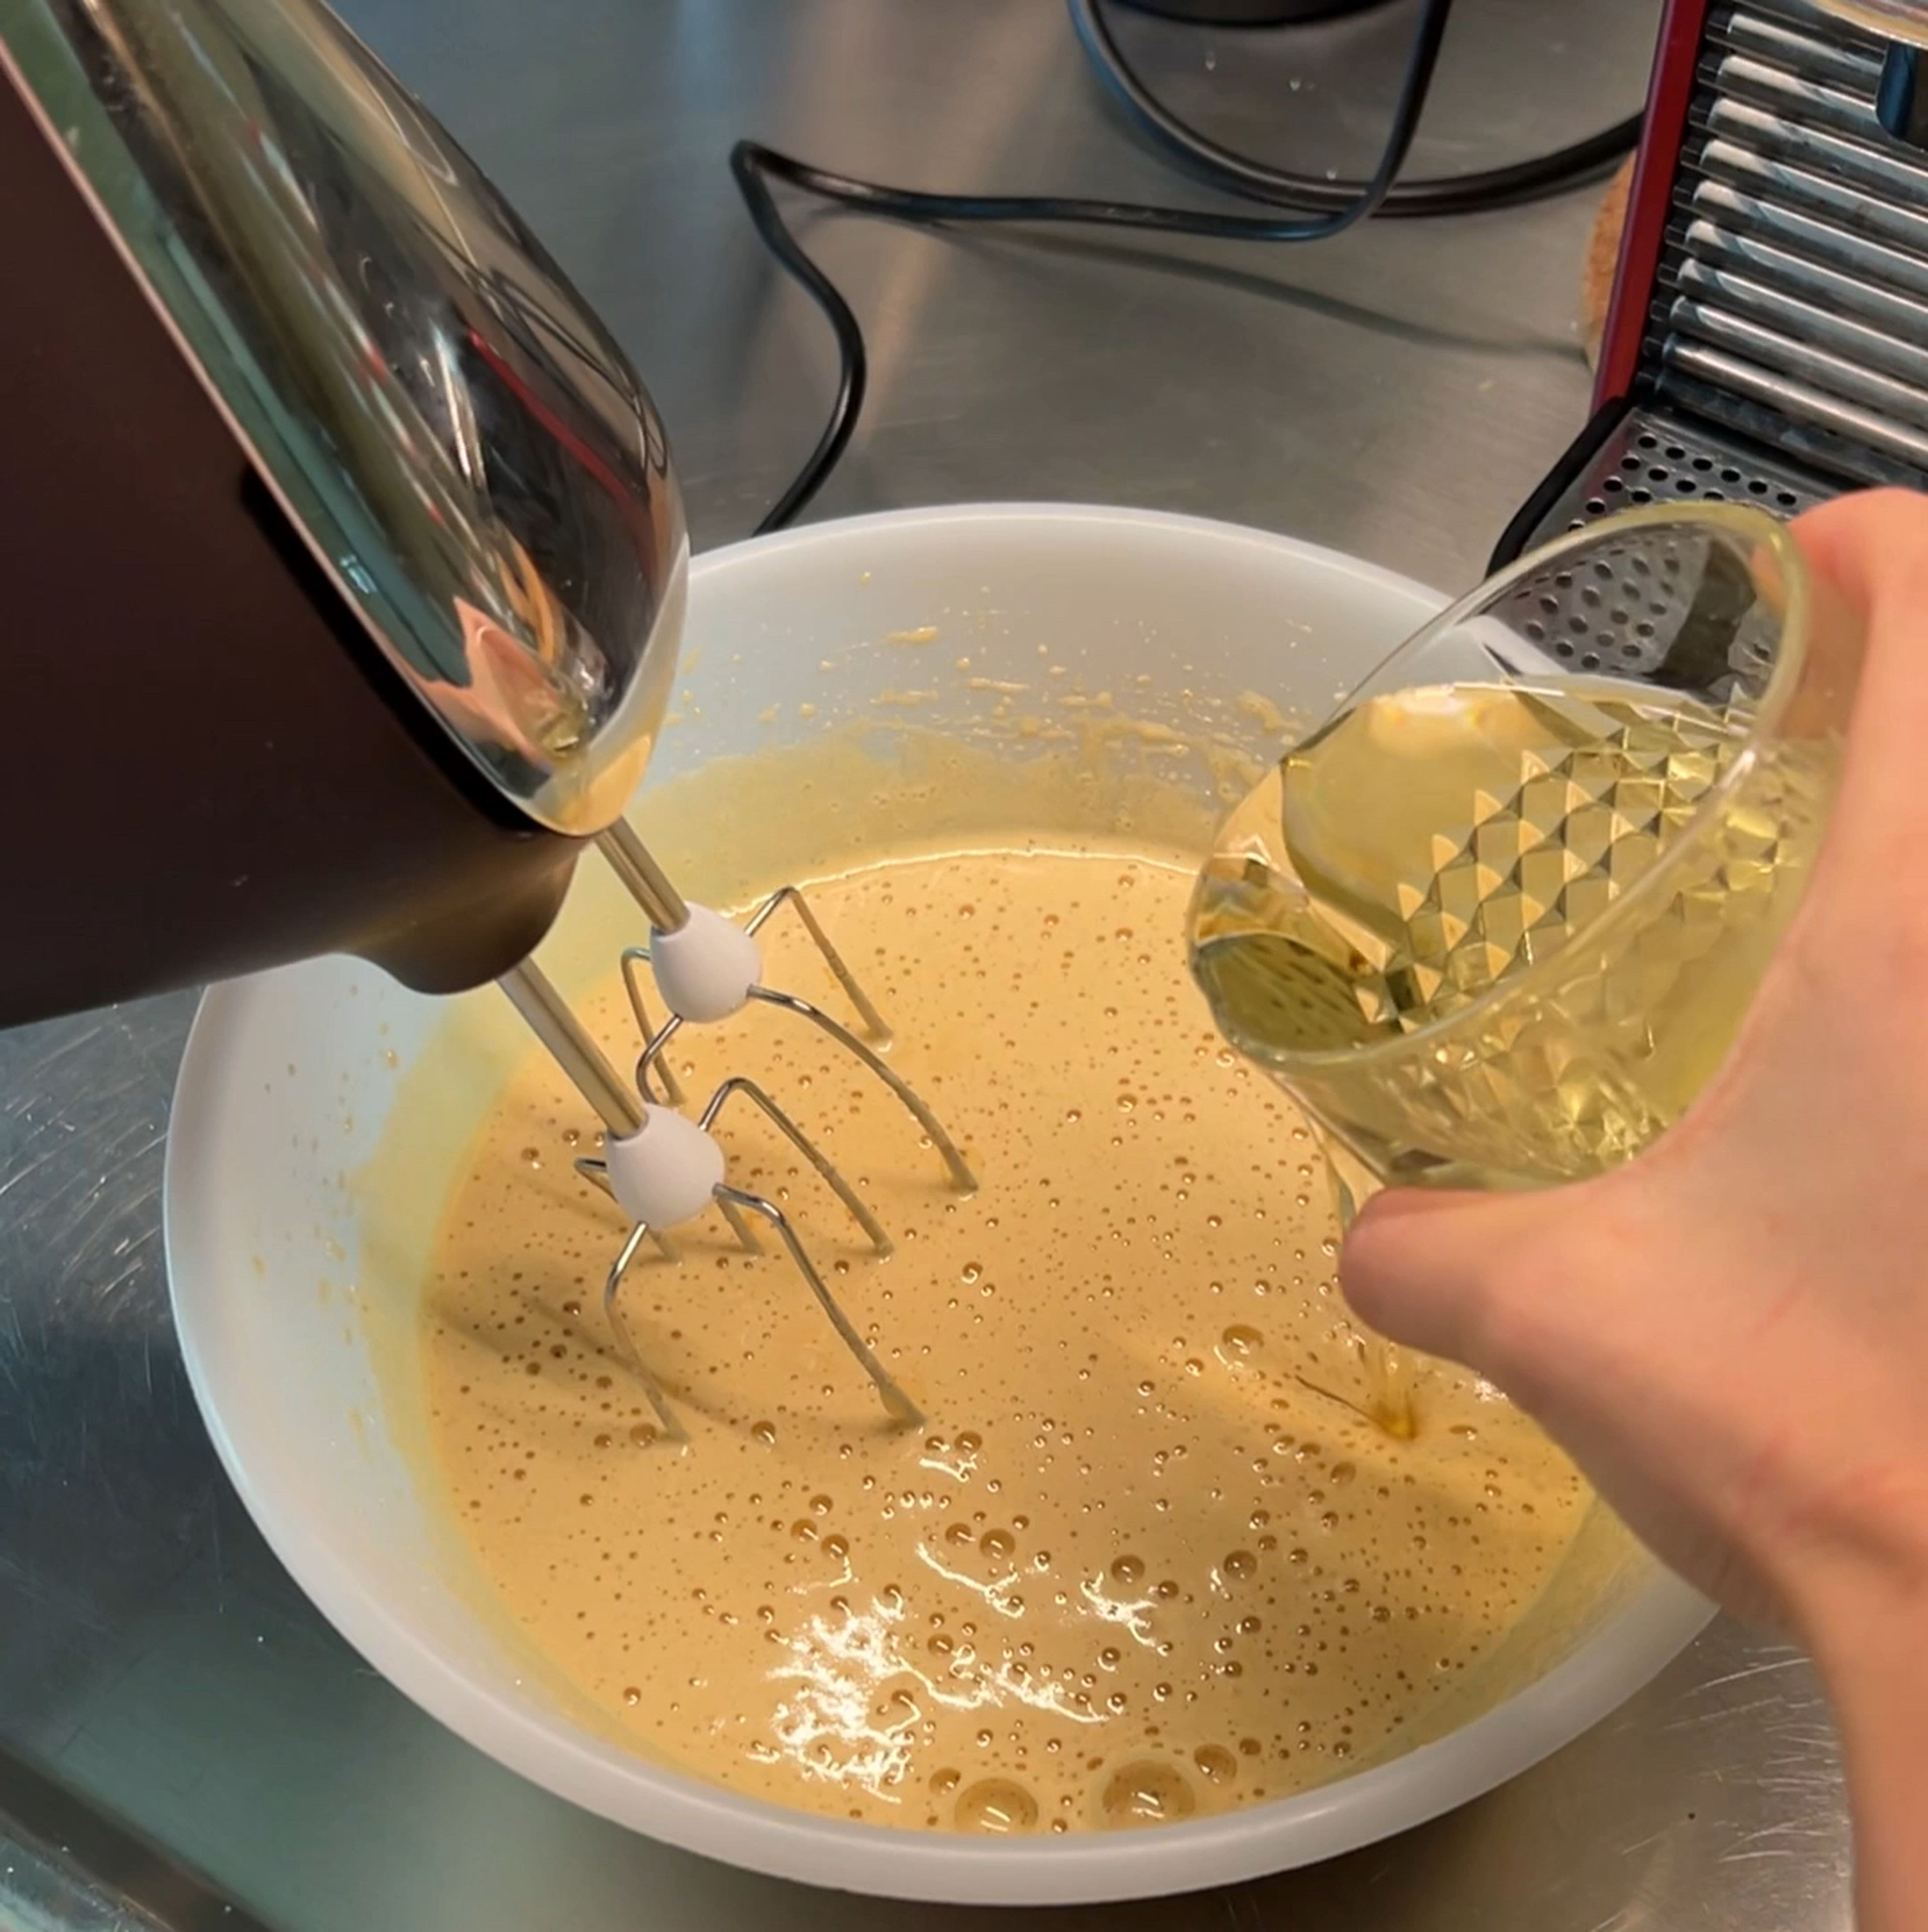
[421,841,1589,1833]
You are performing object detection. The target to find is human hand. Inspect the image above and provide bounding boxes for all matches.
[1338,491,1928,1633]
[1340,490,1928,1929]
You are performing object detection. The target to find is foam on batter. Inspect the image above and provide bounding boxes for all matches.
[418,839,1589,1833]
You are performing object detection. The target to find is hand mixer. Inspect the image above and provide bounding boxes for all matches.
[0,0,970,1434]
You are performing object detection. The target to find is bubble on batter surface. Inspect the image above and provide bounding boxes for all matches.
[419,843,1592,1835]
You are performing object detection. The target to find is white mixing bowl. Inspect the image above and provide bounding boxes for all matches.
[165,505,1711,1905]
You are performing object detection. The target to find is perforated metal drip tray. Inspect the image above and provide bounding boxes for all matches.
[1505,404,1829,564]
[1478,489,1783,712]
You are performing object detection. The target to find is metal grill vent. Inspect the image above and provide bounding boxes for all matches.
[1652,0,1928,488]
[1511,0,1928,559]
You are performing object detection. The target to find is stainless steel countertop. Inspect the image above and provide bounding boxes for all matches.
[0,2,1855,1926]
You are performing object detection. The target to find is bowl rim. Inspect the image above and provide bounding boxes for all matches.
[164,501,1715,1905]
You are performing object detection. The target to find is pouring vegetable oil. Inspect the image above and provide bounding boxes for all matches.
[1189,676,1839,1431]
[1189,675,1837,1182]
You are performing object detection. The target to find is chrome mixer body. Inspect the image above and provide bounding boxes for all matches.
[1,0,967,1440]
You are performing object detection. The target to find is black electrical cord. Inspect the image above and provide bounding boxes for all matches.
[733,0,1639,534]
[734,0,1449,533]
[1069,0,1641,219]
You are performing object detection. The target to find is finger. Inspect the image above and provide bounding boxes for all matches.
[1790,490,1928,754]
[1789,488,1928,621]
[1340,1185,1550,1376]
[1787,491,1928,887]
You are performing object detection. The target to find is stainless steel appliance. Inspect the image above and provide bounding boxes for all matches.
[1500,0,1928,562]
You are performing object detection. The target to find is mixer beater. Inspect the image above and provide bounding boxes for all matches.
[499,820,976,1443]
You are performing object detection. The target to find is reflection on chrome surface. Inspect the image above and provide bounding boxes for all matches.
[5,0,685,831]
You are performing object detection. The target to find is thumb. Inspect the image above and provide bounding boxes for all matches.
[1340,1185,1555,1381]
